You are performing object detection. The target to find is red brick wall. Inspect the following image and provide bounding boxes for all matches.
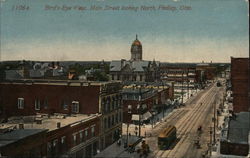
[123,95,156,123]
[0,130,47,157]
[220,141,249,156]
[0,83,100,117]
[231,57,249,113]
[46,116,100,149]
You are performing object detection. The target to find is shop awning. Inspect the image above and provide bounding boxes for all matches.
[142,104,147,109]
[132,114,139,121]
[142,112,152,121]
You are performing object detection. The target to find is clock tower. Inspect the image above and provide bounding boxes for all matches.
[130,35,142,61]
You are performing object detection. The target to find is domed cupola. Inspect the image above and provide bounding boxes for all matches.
[130,35,142,61]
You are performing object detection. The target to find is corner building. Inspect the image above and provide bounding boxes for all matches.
[0,80,123,157]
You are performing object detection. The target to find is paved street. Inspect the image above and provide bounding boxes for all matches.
[99,81,226,158]
[145,82,225,158]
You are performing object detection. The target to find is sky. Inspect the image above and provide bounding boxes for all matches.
[0,0,249,62]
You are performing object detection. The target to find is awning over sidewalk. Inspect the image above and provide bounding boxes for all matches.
[132,114,139,121]
[132,111,152,121]
[142,112,152,121]
[142,104,147,109]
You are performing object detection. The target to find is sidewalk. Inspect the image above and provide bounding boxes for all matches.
[122,88,201,137]
[95,135,141,158]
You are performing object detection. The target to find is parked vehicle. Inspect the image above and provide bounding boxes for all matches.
[158,125,177,150]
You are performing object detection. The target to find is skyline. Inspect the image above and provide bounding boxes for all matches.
[0,0,249,62]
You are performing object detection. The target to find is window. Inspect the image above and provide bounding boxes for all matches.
[112,115,114,126]
[62,100,68,110]
[116,113,118,123]
[72,101,79,113]
[104,118,107,129]
[72,133,77,146]
[17,98,24,109]
[79,130,84,142]
[35,99,40,110]
[47,142,52,154]
[119,111,122,122]
[128,105,132,113]
[91,126,95,137]
[85,129,88,138]
[44,98,48,109]
[53,139,58,147]
[108,117,111,128]
[61,136,66,144]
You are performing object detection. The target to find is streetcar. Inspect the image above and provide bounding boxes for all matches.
[158,125,177,150]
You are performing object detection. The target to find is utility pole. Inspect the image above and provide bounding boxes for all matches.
[162,82,165,118]
[126,107,131,146]
[181,72,184,104]
[187,79,189,99]
[213,101,216,144]
[126,122,129,146]
[138,87,142,138]
[210,126,212,156]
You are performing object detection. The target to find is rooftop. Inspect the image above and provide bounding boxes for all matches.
[227,112,249,144]
[0,114,99,131]
[0,79,121,86]
[0,129,47,147]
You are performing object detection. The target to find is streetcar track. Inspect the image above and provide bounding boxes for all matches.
[149,85,216,158]
[162,86,218,158]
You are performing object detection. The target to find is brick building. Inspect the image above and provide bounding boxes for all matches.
[110,36,160,83]
[0,128,47,157]
[0,114,100,158]
[160,63,216,88]
[219,57,250,157]
[122,83,173,123]
[196,63,216,81]
[230,57,250,113]
[0,80,123,157]
[160,63,197,83]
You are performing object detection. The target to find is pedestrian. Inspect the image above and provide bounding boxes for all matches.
[117,139,121,146]
[135,131,138,136]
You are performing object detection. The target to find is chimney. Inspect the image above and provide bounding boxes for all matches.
[19,123,24,129]
[57,122,61,128]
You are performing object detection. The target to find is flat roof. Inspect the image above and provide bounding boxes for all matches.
[0,129,47,147]
[0,114,99,131]
[228,112,249,144]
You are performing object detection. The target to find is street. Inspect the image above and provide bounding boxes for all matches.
[145,82,225,158]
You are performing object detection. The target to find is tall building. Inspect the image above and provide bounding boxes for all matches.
[231,57,249,113]
[219,57,249,156]
[110,35,160,82]
[130,35,142,61]
[0,80,123,157]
